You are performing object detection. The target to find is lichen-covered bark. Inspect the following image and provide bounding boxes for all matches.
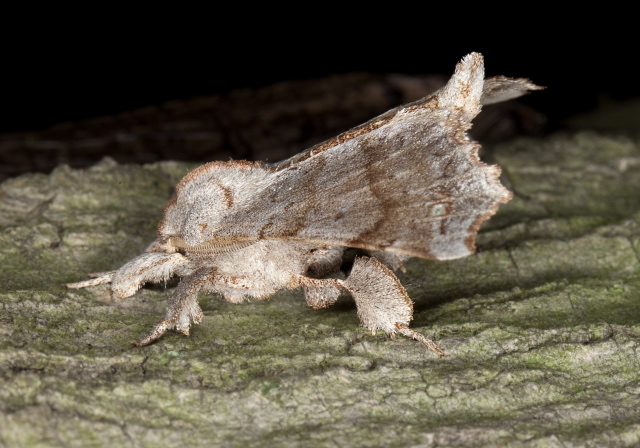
[1,132,640,447]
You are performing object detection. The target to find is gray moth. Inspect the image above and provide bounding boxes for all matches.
[67,53,542,355]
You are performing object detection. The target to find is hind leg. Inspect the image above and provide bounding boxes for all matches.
[297,276,346,309]
[343,256,444,356]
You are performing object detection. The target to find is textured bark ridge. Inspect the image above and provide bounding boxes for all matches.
[2,131,640,447]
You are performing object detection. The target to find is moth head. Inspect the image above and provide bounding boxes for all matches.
[157,161,267,248]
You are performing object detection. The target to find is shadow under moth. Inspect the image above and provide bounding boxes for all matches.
[67,53,542,356]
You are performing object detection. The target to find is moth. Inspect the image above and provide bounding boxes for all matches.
[67,53,541,355]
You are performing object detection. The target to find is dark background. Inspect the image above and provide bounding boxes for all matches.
[2,21,633,134]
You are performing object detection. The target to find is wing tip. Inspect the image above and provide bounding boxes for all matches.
[437,52,485,120]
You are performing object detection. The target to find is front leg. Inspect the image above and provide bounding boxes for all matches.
[66,251,190,298]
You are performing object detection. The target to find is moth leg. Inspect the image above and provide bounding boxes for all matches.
[395,325,445,356]
[132,268,208,347]
[343,256,444,357]
[66,271,116,289]
[111,252,189,299]
[306,246,345,277]
[66,252,189,299]
[297,276,347,309]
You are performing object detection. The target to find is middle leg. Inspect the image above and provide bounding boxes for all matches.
[132,268,210,347]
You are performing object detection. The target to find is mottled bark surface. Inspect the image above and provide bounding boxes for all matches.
[0,74,446,182]
[1,130,640,447]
